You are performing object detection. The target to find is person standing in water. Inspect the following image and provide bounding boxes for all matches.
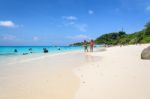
[14,49,18,53]
[29,48,32,53]
[90,39,94,52]
[83,40,88,52]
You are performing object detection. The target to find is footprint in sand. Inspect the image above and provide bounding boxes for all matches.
[132,76,137,79]
[97,65,99,68]
[82,81,86,84]
[114,74,118,78]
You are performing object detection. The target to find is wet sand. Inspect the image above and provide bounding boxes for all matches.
[0,51,99,99]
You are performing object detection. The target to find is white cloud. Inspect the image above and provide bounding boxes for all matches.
[63,21,75,26]
[75,24,88,32]
[68,21,75,25]
[0,21,15,27]
[1,35,16,40]
[88,10,94,15]
[67,34,90,40]
[62,16,88,32]
[63,22,88,32]
[62,16,77,21]
[33,36,39,41]
[146,6,150,11]
[62,16,77,26]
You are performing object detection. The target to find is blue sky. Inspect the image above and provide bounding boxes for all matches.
[0,0,150,46]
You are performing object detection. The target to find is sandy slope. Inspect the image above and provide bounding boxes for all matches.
[74,44,150,99]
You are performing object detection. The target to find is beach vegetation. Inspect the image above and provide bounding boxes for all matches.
[70,21,150,46]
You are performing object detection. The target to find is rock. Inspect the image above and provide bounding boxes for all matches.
[141,46,150,59]
[43,48,48,53]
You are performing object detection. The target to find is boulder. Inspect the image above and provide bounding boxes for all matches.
[43,48,48,53]
[141,46,150,59]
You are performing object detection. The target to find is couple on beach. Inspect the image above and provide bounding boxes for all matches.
[83,40,94,52]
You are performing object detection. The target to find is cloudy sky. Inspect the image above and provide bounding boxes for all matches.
[0,0,150,46]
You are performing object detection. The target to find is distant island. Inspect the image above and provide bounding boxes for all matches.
[70,22,150,46]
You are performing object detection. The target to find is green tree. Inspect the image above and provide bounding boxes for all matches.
[145,22,150,35]
[70,21,150,46]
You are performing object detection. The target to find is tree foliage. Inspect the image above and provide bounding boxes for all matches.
[145,22,150,35]
[70,22,150,46]
[95,31,127,45]
[95,22,150,45]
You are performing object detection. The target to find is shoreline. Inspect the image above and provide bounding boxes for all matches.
[0,48,101,99]
[0,44,150,99]
[2,46,102,65]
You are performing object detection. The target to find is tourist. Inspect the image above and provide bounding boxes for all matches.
[14,49,18,53]
[29,48,32,53]
[90,39,94,52]
[83,40,88,52]
[43,48,48,53]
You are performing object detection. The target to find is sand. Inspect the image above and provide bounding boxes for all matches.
[74,44,150,99]
[0,44,150,99]
[0,51,98,99]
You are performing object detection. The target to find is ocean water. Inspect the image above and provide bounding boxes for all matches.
[0,46,83,63]
[0,45,103,55]
[0,46,83,56]
[0,45,102,63]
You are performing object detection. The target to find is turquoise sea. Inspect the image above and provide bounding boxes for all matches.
[0,46,83,56]
[0,45,101,63]
[0,46,84,63]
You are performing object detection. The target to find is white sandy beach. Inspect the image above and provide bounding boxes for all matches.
[0,44,150,99]
[74,44,150,99]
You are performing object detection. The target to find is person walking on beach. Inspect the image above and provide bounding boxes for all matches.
[83,40,88,52]
[90,39,94,52]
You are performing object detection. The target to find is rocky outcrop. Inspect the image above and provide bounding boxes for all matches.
[43,48,48,53]
[141,46,150,59]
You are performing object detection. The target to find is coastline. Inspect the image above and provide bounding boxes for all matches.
[0,44,150,99]
[0,48,100,99]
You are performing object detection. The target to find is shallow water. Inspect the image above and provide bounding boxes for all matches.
[0,46,82,55]
[0,45,102,64]
[0,46,82,63]
[0,51,101,99]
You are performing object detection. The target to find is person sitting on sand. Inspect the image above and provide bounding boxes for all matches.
[90,39,94,52]
[83,40,88,52]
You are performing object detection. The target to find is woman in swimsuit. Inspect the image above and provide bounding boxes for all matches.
[83,40,88,52]
[90,39,94,52]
